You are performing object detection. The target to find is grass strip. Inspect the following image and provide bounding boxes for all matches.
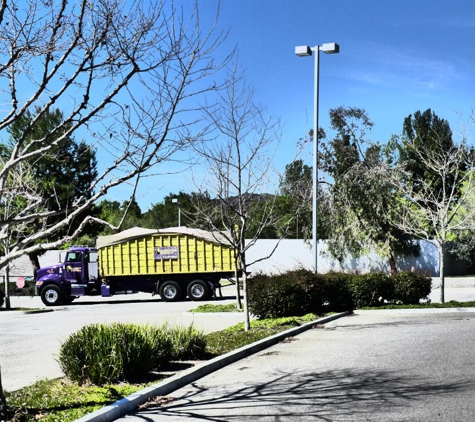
[189,303,243,313]
[5,379,158,422]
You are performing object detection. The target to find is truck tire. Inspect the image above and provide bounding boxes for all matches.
[159,280,182,302]
[187,279,210,301]
[40,285,63,306]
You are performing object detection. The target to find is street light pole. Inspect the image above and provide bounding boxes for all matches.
[295,43,339,273]
[172,198,181,227]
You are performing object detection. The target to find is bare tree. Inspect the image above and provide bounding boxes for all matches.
[190,65,285,330]
[0,0,226,266]
[387,121,475,303]
[0,0,226,409]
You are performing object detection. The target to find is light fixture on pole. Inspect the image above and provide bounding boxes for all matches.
[171,198,181,227]
[295,42,339,272]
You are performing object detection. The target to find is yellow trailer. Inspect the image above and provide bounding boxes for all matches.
[97,227,236,278]
[95,227,238,302]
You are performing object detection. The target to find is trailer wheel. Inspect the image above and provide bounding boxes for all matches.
[40,285,63,306]
[159,280,182,302]
[187,280,210,301]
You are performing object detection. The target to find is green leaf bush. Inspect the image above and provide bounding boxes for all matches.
[248,270,318,319]
[319,272,355,311]
[248,269,432,319]
[393,271,432,304]
[58,322,206,385]
[349,273,394,308]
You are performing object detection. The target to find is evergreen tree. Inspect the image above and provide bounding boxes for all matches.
[399,108,459,202]
[279,159,312,239]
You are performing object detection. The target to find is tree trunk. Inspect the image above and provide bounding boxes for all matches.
[28,252,41,279]
[234,267,242,310]
[239,249,250,332]
[439,244,445,303]
[3,267,10,310]
[388,254,398,276]
[242,265,250,331]
[3,240,11,310]
[0,366,7,422]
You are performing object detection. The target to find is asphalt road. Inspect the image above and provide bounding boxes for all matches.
[119,310,475,422]
[0,287,243,392]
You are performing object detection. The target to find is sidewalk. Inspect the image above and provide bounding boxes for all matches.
[429,276,475,303]
[430,276,475,289]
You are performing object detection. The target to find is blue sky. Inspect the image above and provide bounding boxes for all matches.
[128,0,475,211]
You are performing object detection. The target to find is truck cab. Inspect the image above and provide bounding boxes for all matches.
[35,247,100,306]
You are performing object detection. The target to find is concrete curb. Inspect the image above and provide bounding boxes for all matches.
[356,307,475,314]
[74,311,351,422]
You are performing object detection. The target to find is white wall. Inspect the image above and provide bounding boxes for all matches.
[0,251,60,278]
[245,239,442,276]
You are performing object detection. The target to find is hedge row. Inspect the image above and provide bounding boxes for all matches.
[248,269,432,319]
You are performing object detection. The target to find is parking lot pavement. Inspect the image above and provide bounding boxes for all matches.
[115,310,475,422]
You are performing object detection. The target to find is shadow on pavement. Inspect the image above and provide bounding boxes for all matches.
[132,368,473,421]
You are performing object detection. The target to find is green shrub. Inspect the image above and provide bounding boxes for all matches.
[320,272,354,311]
[247,268,431,316]
[287,269,323,314]
[393,271,432,304]
[248,271,316,319]
[248,273,297,319]
[349,273,394,308]
[141,325,174,368]
[58,322,207,385]
[59,323,160,385]
[165,323,207,360]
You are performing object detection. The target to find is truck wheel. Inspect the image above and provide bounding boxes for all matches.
[159,281,182,302]
[187,280,210,301]
[40,285,63,306]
